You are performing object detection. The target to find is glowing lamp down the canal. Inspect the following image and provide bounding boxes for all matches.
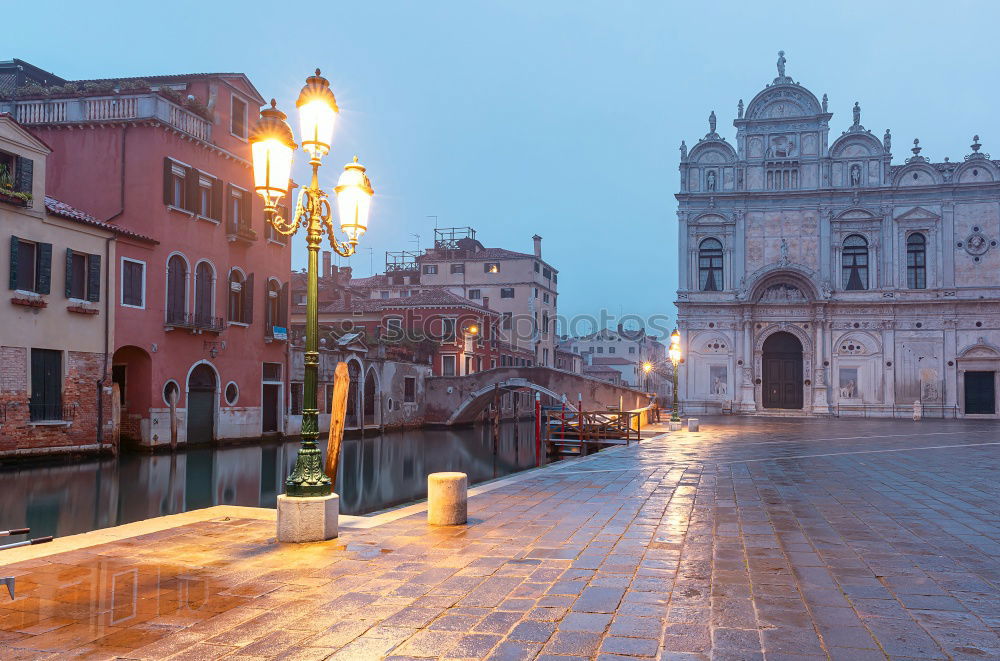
[249,100,296,205]
[296,69,339,158]
[335,157,374,243]
[669,329,682,366]
[642,362,653,374]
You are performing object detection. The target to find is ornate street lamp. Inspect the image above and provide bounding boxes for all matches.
[250,70,374,498]
[668,329,681,422]
[641,361,652,393]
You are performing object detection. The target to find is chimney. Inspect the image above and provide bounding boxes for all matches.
[322,251,332,278]
[617,322,624,335]
[532,234,542,258]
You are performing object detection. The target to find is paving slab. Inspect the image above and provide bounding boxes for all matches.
[2,416,998,659]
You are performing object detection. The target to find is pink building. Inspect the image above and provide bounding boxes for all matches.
[2,62,291,446]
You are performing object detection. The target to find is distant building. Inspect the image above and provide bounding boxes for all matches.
[581,364,622,386]
[0,114,154,457]
[554,341,583,374]
[570,325,670,395]
[676,52,1000,417]
[2,62,292,444]
[376,227,559,367]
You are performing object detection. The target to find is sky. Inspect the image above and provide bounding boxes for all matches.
[6,1,999,333]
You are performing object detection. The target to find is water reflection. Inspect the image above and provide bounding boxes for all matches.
[0,420,541,539]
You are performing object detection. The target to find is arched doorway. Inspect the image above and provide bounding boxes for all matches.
[762,332,803,409]
[111,345,152,444]
[364,367,378,426]
[187,364,217,443]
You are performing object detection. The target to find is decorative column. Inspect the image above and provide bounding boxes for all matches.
[881,205,894,288]
[678,211,689,291]
[811,305,832,414]
[882,320,896,412]
[943,318,958,417]
[738,312,756,412]
[942,203,955,288]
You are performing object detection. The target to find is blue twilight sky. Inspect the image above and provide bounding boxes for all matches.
[6,1,998,332]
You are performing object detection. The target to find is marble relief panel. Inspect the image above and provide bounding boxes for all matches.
[746,166,763,190]
[954,202,1000,287]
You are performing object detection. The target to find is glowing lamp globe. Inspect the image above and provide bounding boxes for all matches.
[335,156,374,243]
[296,69,338,158]
[669,329,682,365]
[249,100,296,205]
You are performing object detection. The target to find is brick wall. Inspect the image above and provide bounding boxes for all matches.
[0,347,113,458]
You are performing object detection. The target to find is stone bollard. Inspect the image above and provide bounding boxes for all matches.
[428,472,468,526]
[277,493,339,543]
[687,418,700,432]
[668,420,683,431]
[913,400,922,421]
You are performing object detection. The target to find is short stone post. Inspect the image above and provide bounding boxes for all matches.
[913,400,922,421]
[428,472,467,526]
[668,420,683,431]
[687,418,700,432]
[277,494,339,543]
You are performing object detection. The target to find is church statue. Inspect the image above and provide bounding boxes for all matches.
[822,93,828,112]
[737,99,744,119]
[776,50,786,78]
[706,170,717,191]
[850,164,862,187]
[779,238,789,263]
[883,128,892,152]
[709,110,717,134]
[853,101,861,126]
[680,140,687,159]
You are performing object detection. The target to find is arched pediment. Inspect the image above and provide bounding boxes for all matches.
[953,159,998,184]
[958,341,1000,360]
[744,84,824,121]
[834,330,882,356]
[691,213,730,225]
[689,140,736,164]
[830,132,884,158]
[742,265,821,302]
[690,331,731,354]
[833,207,879,221]
[753,322,813,354]
[893,163,942,187]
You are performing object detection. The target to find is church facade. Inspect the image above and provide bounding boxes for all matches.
[675,52,1000,418]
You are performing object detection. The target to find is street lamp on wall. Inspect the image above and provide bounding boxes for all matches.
[249,69,375,498]
[668,329,681,422]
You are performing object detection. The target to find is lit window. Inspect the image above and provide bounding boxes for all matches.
[485,262,500,273]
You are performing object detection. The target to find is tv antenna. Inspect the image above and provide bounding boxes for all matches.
[410,233,421,253]
[427,215,438,229]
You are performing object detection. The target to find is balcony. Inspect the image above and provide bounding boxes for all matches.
[165,311,225,334]
[0,93,212,143]
[227,221,257,245]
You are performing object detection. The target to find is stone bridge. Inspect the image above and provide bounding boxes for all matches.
[424,367,653,425]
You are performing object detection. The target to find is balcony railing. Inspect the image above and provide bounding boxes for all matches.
[1,94,213,143]
[227,222,257,244]
[29,402,77,422]
[165,311,225,333]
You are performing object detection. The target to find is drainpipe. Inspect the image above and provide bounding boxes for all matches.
[97,126,127,454]
[97,235,115,454]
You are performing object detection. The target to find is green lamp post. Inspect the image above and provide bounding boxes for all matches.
[669,329,681,422]
[249,70,374,497]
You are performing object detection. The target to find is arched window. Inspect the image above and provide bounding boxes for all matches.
[265,278,287,336]
[228,269,253,323]
[166,255,187,324]
[195,261,214,325]
[841,235,868,291]
[698,238,724,292]
[906,233,927,289]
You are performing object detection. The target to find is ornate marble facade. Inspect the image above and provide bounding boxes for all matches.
[675,53,1000,418]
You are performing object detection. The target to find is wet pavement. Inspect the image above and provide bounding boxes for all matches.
[1,416,998,660]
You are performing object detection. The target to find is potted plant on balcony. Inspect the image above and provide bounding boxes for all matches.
[0,164,31,207]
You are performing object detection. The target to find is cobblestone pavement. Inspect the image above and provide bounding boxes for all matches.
[1,417,998,660]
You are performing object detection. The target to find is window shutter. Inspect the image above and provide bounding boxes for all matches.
[14,156,33,197]
[65,248,74,297]
[163,157,173,205]
[211,178,222,220]
[185,167,199,212]
[9,236,19,290]
[243,273,254,324]
[226,183,235,232]
[87,254,101,302]
[278,282,289,327]
[36,242,52,295]
[240,189,250,227]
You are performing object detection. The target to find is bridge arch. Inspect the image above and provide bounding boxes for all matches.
[445,378,577,425]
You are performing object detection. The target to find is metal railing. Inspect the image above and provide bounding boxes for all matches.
[28,403,77,422]
[165,311,225,332]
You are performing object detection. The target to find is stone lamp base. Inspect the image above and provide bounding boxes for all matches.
[276,493,339,543]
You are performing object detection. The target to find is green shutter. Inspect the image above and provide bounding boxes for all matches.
[9,235,19,290]
[65,248,74,297]
[87,254,101,302]
[163,157,173,205]
[36,242,52,295]
[14,156,33,197]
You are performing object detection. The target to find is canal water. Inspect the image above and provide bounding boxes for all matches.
[0,420,545,539]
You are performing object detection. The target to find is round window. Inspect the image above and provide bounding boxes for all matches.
[387,398,394,411]
[225,382,239,406]
[162,380,180,406]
